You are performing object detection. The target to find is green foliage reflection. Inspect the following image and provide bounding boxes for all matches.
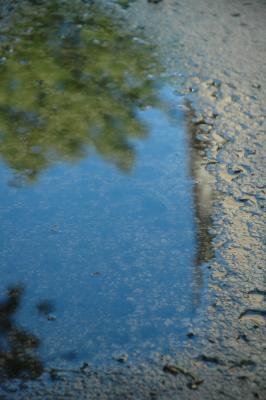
[0,1,160,181]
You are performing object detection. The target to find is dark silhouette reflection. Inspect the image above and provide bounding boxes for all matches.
[186,103,214,308]
[37,300,55,318]
[0,285,43,379]
[0,0,160,181]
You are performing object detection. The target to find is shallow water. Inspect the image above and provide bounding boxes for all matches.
[0,1,211,377]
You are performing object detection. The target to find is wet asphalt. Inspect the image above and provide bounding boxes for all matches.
[0,0,265,399]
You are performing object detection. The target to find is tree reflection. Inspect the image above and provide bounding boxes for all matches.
[0,1,160,181]
[0,285,43,379]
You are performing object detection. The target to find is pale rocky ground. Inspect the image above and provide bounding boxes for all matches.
[0,0,265,398]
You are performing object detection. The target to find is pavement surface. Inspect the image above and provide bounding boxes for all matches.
[0,0,265,399]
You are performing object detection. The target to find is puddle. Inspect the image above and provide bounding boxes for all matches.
[0,1,212,376]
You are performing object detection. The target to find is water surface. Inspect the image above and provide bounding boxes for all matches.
[0,1,210,376]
